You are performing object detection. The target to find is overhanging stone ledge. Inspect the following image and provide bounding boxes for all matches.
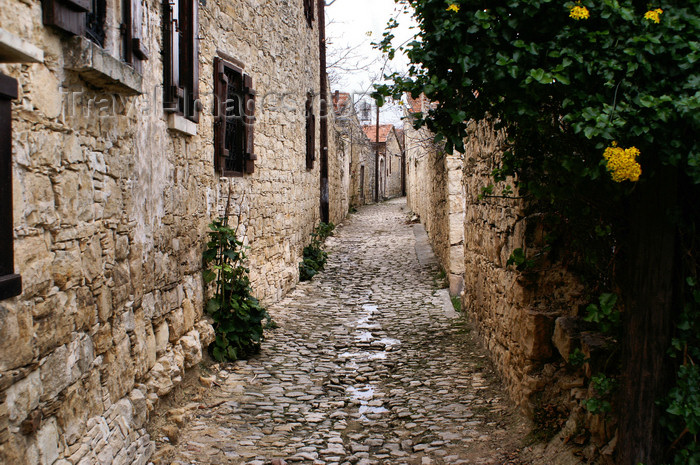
[63,36,142,95]
[0,28,44,63]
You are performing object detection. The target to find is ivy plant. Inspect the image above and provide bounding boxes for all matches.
[661,278,700,464]
[583,373,617,415]
[299,222,334,281]
[584,292,621,333]
[203,218,271,362]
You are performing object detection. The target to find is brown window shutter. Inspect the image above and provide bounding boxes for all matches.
[311,113,316,162]
[0,73,22,300]
[122,0,133,62]
[131,0,149,60]
[306,93,315,170]
[213,57,228,174]
[243,73,256,174]
[163,0,180,112]
[188,0,200,122]
[42,0,90,36]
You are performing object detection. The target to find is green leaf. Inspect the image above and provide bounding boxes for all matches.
[206,299,221,314]
[203,270,217,283]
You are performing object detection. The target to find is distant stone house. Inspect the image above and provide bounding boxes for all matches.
[332,91,373,208]
[0,0,346,463]
[362,123,404,201]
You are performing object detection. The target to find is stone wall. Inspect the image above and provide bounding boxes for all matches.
[0,0,344,463]
[384,127,403,199]
[461,119,585,413]
[329,104,350,225]
[332,93,370,211]
[348,128,374,208]
[405,117,464,295]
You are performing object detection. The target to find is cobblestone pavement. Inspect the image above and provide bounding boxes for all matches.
[155,199,531,465]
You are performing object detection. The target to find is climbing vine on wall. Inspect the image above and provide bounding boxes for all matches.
[203,218,272,362]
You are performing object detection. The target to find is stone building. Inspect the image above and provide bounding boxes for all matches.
[404,95,464,295]
[332,91,373,208]
[0,0,347,462]
[362,123,404,201]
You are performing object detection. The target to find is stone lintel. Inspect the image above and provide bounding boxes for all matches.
[167,114,198,137]
[64,36,142,95]
[0,28,44,63]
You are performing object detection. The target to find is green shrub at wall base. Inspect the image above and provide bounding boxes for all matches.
[203,219,271,362]
[299,223,334,281]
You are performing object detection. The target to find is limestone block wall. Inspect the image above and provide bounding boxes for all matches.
[329,108,350,225]
[405,121,464,294]
[342,117,372,208]
[0,0,337,463]
[355,140,376,206]
[385,129,403,199]
[462,120,584,412]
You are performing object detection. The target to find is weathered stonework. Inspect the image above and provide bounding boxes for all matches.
[461,119,585,413]
[333,92,374,208]
[405,97,464,296]
[363,123,404,202]
[384,127,403,199]
[0,0,347,463]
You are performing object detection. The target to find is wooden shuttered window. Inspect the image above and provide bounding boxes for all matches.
[0,74,22,300]
[42,0,148,65]
[42,0,91,36]
[41,0,107,46]
[122,0,149,64]
[303,0,314,27]
[305,93,316,170]
[164,0,200,122]
[214,57,256,177]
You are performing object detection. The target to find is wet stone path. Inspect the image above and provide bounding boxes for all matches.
[155,199,530,465]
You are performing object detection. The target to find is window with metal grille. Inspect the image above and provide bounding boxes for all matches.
[42,0,148,66]
[164,0,200,121]
[214,57,256,176]
[0,74,22,300]
[306,92,316,170]
[85,0,106,46]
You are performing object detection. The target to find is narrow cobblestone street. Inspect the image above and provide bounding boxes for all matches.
[153,199,531,465]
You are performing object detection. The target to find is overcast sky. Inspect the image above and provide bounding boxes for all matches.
[326,0,416,126]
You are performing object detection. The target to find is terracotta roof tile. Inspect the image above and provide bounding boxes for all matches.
[362,124,394,143]
[405,93,435,114]
[333,92,352,113]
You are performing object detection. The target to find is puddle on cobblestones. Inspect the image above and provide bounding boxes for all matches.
[356,318,380,329]
[361,304,378,313]
[339,351,387,362]
[377,337,400,347]
[347,385,375,400]
[346,385,388,421]
[359,405,389,415]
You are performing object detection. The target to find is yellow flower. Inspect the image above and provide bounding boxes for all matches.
[644,8,663,23]
[446,4,460,13]
[603,143,642,182]
[569,4,590,20]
